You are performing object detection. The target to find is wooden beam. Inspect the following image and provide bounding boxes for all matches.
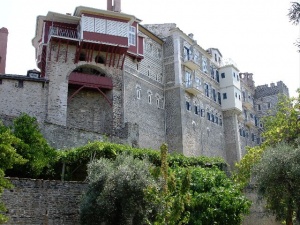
[65,40,69,63]
[56,39,61,62]
[67,85,85,103]
[96,87,113,107]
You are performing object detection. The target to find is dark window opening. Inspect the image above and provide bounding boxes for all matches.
[213,89,216,102]
[216,71,219,82]
[186,101,191,111]
[221,73,225,78]
[95,55,105,64]
[79,53,86,61]
[195,106,199,115]
[258,104,261,110]
[17,80,23,88]
[211,114,215,122]
[219,118,223,126]
[223,93,227,99]
[218,92,221,105]
[73,67,104,76]
[215,116,219,124]
[0,79,2,85]
[207,112,210,121]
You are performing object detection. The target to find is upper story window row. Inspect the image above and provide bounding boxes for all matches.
[82,16,135,43]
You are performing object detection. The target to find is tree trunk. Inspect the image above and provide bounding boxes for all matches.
[286,205,293,225]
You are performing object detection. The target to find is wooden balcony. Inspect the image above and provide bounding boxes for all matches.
[69,72,113,89]
[49,26,79,41]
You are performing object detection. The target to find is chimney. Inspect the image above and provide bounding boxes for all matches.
[107,0,113,11]
[0,27,8,74]
[114,0,121,12]
[107,0,121,12]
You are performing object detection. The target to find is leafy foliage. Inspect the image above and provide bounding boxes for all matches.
[234,90,300,188]
[188,167,251,225]
[80,154,158,225]
[261,92,300,147]
[288,2,300,51]
[7,113,58,178]
[57,141,226,181]
[0,122,27,224]
[252,143,300,225]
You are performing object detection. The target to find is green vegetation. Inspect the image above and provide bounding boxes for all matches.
[234,90,300,188]
[0,122,27,224]
[253,143,300,225]
[0,114,250,225]
[234,90,300,225]
[80,144,250,225]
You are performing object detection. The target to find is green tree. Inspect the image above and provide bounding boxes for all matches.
[80,154,158,225]
[7,113,57,177]
[188,167,251,225]
[252,143,300,225]
[234,90,300,188]
[0,122,27,224]
[288,2,300,51]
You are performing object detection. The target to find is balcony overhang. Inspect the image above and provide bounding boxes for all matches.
[183,59,198,70]
[69,72,113,89]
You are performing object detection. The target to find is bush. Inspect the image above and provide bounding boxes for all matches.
[80,153,158,225]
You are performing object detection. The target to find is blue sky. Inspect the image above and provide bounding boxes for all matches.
[1,0,299,96]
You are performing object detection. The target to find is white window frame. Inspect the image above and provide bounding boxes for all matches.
[129,26,136,46]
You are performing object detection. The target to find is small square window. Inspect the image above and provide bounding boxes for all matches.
[223,93,227,99]
[221,73,225,78]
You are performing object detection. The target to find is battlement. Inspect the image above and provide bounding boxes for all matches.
[239,72,255,91]
[255,81,289,98]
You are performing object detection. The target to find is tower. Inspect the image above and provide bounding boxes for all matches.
[0,27,8,74]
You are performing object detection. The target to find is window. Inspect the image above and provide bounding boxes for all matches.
[0,79,2,85]
[212,89,216,102]
[195,77,201,89]
[210,66,214,79]
[221,73,225,78]
[219,118,223,126]
[251,133,255,142]
[148,95,152,104]
[255,116,259,126]
[129,26,136,46]
[242,91,246,101]
[195,105,199,115]
[237,74,239,81]
[214,53,217,62]
[256,137,260,144]
[211,114,215,122]
[267,102,271,109]
[186,101,191,111]
[239,95,241,100]
[223,93,227,99]
[200,109,205,117]
[202,57,207,73]
[207,112,211,121]
[235,92,237,98]
[216,70,219,82]
[137,89,141,99]
[215,116,219,124]
[239,128,242,136]
[156,98,159,107]
[258,104,261,110]
[184,46,191,60]
[185,70,192,87]
[17,80,23,88]
[233,72,235,77]
[217,92,221,105]
[242,130,246,137]
[204,83,209,97]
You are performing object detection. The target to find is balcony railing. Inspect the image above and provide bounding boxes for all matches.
[185,80,201,95]
[183,54,199,70]
[49,26,78,40]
